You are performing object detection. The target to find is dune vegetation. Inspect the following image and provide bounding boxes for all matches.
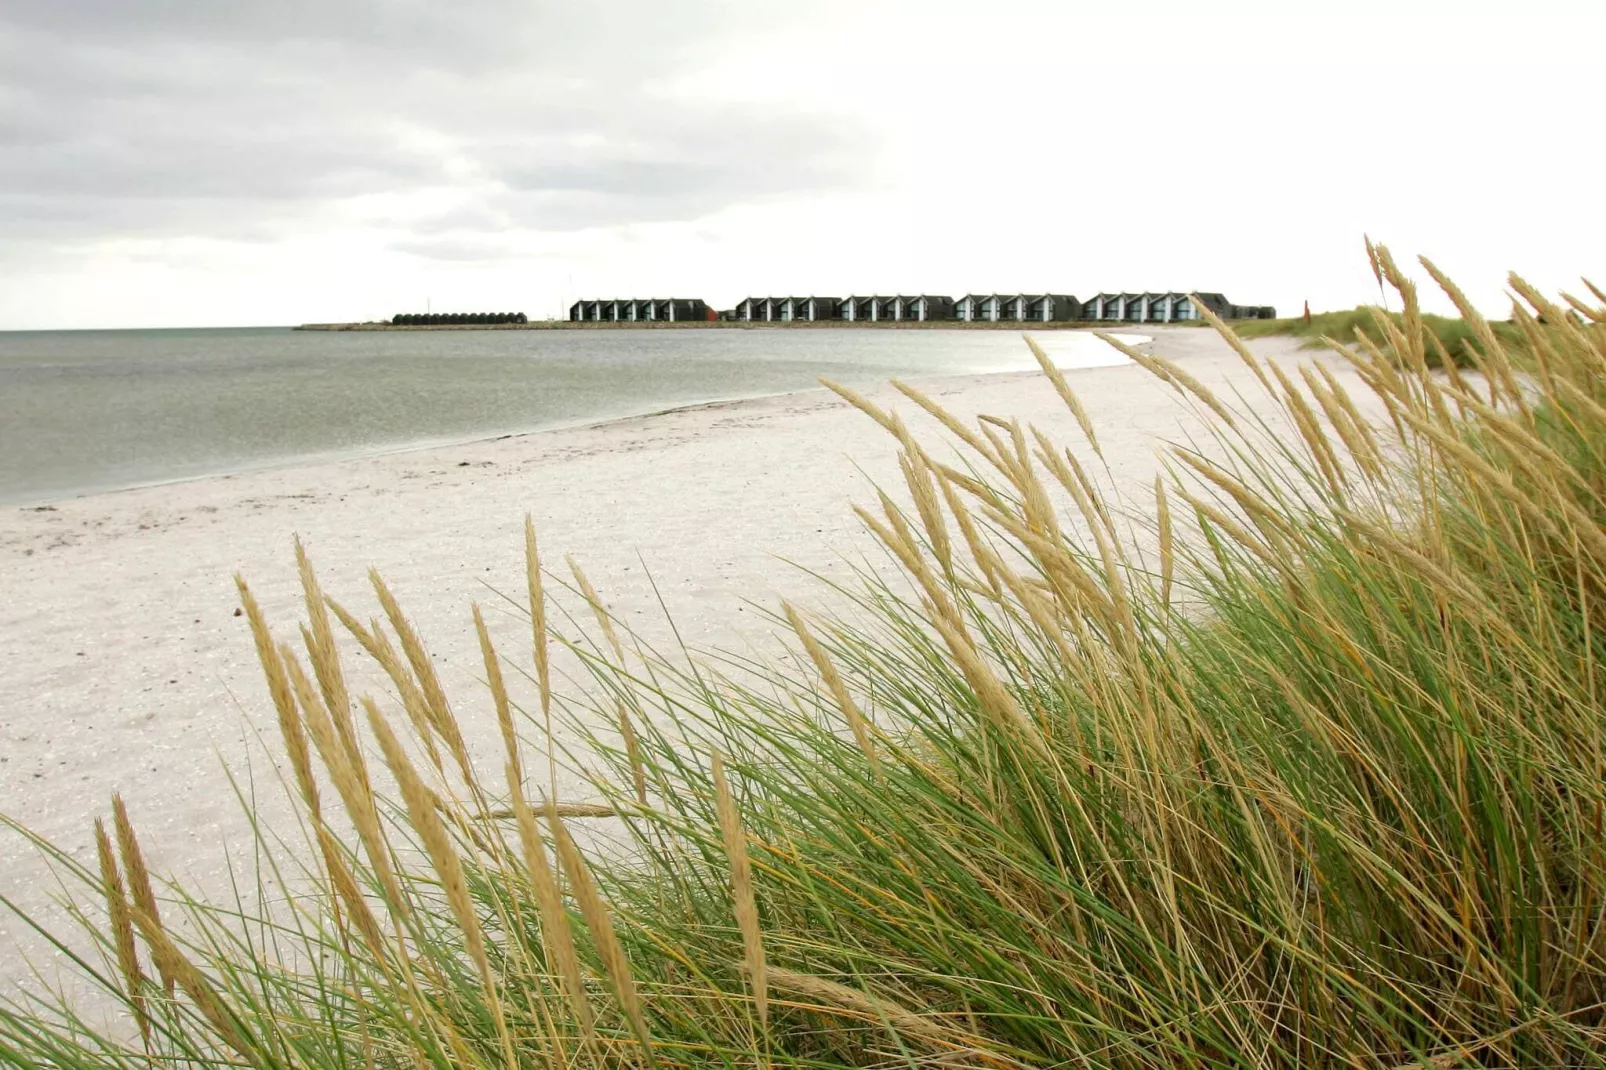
[1233,305,1526,369]
[4,250,1606,1068]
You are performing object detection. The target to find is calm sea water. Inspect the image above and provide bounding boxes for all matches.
[0,327,1137,505]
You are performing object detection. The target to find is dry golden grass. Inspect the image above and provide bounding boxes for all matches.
[6,250,1606,1068]
[92,819,148,1045]
[713,751,767,1031]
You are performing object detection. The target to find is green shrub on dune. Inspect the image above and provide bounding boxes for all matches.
[1235,303,1527,369]
[5,250,1606,1067]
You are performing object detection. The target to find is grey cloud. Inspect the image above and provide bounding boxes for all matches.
[497,125,852,199]
[2,2,713,74]
[475,107,863,230]
[0,0,872,253]
[388,236,518,262]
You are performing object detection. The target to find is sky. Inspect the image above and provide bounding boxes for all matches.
[0,0,1601,330]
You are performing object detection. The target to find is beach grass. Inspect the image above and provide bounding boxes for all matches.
[4,248,1606,1067]
[1233,303,1526,368]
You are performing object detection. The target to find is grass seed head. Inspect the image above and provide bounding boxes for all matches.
[547,800,652,1052]
[712,751,767,1030]
[94,819,149,1045]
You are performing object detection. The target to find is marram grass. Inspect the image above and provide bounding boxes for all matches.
[5,250,1606,1067]
[1232,304,1528,370]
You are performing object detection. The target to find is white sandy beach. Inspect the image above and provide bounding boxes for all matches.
[0,327,1342,991]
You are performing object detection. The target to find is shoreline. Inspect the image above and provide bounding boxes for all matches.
[9,330,1152,509]
[296,319,1172,332]
[2,385,863,509]
[0,327,1331,995]
[5,369,1054,510]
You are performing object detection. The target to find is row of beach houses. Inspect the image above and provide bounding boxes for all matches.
[569,292,1274,324]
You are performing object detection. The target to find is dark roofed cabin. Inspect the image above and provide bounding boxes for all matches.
[571,298,710,322]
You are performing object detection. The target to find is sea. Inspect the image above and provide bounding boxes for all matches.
[0,326,1140,506]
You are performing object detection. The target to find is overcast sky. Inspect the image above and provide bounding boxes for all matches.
[1,0,1601,329]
